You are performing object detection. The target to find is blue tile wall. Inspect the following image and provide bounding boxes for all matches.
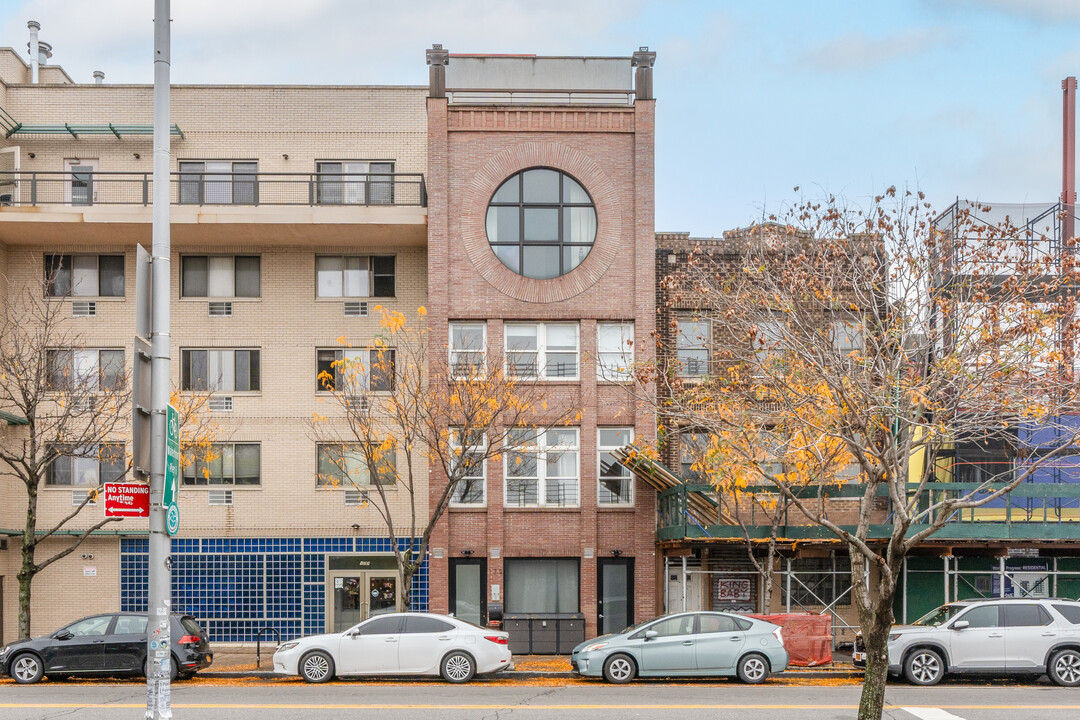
[120,536,428,642]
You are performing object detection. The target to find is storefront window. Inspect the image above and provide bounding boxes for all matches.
[504,558,579,613]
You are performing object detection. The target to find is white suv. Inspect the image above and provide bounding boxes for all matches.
[853,598,1080,686]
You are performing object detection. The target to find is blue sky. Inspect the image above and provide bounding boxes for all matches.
[1,0,1077,235]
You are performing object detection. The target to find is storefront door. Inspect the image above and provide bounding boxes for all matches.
[449,558,486,626]
[598,558,633,635]
[325,554,401,632]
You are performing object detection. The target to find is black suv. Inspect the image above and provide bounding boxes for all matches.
[0,612,212,683]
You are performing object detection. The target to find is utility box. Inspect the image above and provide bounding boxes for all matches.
[504,613,585,654]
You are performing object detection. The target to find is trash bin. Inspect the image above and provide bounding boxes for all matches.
[503,613,586,654]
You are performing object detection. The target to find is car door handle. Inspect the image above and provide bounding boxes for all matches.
[988,633,1003,638]
[682,641,694,646]
[384,638,397,643]
[93,639,106,644]
[1042,632,1057,637]
[438,636,452,641]
[730,637,743,642]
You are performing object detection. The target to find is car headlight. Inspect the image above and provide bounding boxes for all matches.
[0,645,9,657]
[888,634,902,642]
[582,642,609,653]
[276,642,299,653]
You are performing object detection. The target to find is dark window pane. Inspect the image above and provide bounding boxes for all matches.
[235,351,251,392]
[182,256,208,297]
[317,350,337,391]
[356,616,402,635]
[46,254,72,296]
[234,444,260,485]
[232,162,258,204]
[956,605,999,629]
[178,162,204,204]
[99,350,125,390]
[183,350,208,391]
[370,349,395,391]
[47,452,72,486]
[234,256,260,297]
[317,162,343,204]
[48,349,73,390]
[101,443,126,483]
[504,558,579,613]
[372,256,395,297]
[98,255,125,297]
[1003,604,1050,627]
[1053,604,1080,624]
[402,617,455,634]
[697,614,739,634]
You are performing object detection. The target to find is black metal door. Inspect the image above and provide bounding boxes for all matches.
[598,558,634,635]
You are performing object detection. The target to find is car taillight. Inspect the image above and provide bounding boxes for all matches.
[773,627,784,647]
[484,636,509,645]
[178,635,200,645]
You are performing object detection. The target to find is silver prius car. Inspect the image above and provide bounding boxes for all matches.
[273,612,512,683]
[571,611,788,683]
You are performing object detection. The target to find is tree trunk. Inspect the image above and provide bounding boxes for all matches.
[857,615,892,720]
[399,563,414,612]
[17,545,34,641]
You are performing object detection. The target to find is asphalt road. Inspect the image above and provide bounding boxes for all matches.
[1,678,1079,720]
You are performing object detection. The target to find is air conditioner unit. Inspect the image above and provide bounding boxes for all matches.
[344,489,370,506]
[208,489,233,506]
[71,301,97,317]
[208,301,233,317]
[208,395,233,412]
[72,490,97,506]
[71,396,95,412]
[344,301,369,317]
[343,396,370,411]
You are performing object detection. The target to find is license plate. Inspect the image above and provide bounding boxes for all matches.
[852,652,865,663]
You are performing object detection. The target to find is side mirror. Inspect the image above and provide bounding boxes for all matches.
[952,620,969,631]
[644,630,658,641]
[54,631,73,641]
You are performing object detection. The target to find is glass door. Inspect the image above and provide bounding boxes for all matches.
[333,576,366,632]
[598,557,633,635]
[368,575,397,616]
[449,558,486,626]
[66,159,97,206]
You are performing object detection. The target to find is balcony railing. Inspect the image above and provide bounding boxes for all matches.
[0,171,427,208]
[657,482,1080,543]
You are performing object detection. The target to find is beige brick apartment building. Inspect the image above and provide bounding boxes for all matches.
[0,33,659,647]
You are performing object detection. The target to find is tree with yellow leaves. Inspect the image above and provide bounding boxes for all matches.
[652,190,1080,720]
[311,306,580,609]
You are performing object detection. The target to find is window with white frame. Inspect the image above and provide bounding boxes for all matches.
[316,161,394,205]
[505,427,579,507]
[181,255,261,298]
[316,255,395,298]
[179,161,258,204]
[831,315,864,354]
[45,254,125,298]
[182,443,261,486]
[47,349,125,391]
[505,322,579,380]
[316,348,395,393]
[449,429,486,505]
[316,444,396,486]
[679,431,709,481]
[597,322,634,381]
[754,314,786,363]
[450,322,486,378]
[46,443,125,486]
[677,319,709,377]
[180,349,260,392]
[598,427,633,505]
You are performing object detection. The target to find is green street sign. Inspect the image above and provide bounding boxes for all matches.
[164,403,180,536]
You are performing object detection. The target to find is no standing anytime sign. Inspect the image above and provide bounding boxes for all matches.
[103,482,151,518]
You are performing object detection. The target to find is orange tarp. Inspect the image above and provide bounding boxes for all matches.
[749,613,832,667]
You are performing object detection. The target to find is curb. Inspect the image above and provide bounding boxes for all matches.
[199,669,863,681]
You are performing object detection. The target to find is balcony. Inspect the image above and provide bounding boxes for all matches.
[0,171,428,246]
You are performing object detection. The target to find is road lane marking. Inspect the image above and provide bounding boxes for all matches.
[0,705,1077,711]
[902,709,967,720]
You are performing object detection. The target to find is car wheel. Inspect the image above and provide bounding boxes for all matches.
[602,654,636,684]
[904,648,944,686]
[737,653,770,684]
[1049,649,1080,687]
[441,651,476,684]
[11,653,44,684]
[144,656,179,682]
[299,651,335,683]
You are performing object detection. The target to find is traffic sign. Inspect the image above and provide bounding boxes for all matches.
[103,483,151,518]
[164,403,180,536]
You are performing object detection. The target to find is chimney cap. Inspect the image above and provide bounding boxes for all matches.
[27,20,40,31]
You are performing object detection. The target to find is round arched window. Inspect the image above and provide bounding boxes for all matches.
[486,168,597,279]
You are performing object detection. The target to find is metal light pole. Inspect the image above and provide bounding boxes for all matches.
[146,1,173,718]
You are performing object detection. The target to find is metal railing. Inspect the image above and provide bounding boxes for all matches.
[0,170,427,208]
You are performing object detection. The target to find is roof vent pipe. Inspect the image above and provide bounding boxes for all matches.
[93,70,105,85]
[27,20,39,83]
[38,41,53,67]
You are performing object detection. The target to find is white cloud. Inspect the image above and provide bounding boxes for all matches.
[801,28,947,73]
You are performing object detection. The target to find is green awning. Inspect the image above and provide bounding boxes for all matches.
[0,410,28,425]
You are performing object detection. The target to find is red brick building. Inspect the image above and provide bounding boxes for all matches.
[424,47,659,649]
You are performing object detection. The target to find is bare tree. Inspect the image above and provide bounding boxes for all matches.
[311,306,580,609]
[0,275,130,640]
[648,189,1080,720]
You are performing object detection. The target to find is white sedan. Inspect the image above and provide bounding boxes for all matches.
[273,612,512,683]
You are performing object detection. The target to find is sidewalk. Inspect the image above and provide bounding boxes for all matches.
[202,644,862,680]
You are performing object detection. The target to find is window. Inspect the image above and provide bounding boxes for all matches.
[505,427,579,507]
[47,349,125,391]
[1002,604,1053,627]
[633,614,695,639]
[181,443,261,486]
[754,315,786,363]
[316,161,394,205]
[780,554,852,608]
[450,430,486,505]
[63,616,112,637]
[179,161,258,204]
[316,348,395,393]
[598,428,633,505]
[46,443,125,486]
[955,605,1000,629]
[450,322,486,378]
[181,256,260,298]
[355,616,402,635]
[486,168,596,279]
[597,322,634,381]
[1053,604,1080,624]
[45,254,124,297]
[113,615,149,634]
[832,316,864,354]
[505,322,579,380]
[677,319,709,377]
[697,614,741,634]
[504,558,579,613]
[679,432,709,482]
[316,255,395,298]
[402,616,455,633]
[181,349,260,392]
[317,444,396,486]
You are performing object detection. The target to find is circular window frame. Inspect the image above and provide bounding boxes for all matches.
[459,141,625,303]
[486,167,597,279]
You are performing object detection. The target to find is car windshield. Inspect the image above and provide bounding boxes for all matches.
[620,619,651,634]
[912,604,967,627]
